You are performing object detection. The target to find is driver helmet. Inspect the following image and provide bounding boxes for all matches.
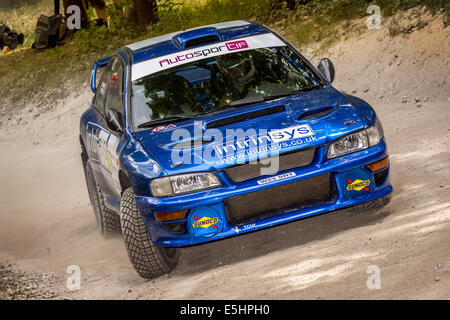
[217,53,256,90]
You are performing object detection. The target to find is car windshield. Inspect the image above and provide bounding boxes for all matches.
[131,46,325,128]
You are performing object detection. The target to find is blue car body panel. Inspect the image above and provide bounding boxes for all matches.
[80,20,392,247]
[129,22,270,64]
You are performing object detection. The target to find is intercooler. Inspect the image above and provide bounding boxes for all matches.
[224,147,316,183]
[224,173,332,225]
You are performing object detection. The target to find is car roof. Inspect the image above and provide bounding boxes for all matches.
[125,20,271,64]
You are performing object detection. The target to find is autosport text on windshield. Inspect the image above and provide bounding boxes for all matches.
[159,40,248,67]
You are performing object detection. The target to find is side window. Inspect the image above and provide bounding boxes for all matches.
[94,61,114,115]
[105,59,124,118]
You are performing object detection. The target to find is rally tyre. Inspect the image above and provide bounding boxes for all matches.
[352,194,391,213]
[84,161,121,236]
[120,187,180,279]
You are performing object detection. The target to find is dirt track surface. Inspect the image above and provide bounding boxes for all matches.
[0,14,449,299]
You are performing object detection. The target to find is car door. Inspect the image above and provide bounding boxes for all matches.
[86,58,120,199]
[101,58,125,199]
[86,59,112,173]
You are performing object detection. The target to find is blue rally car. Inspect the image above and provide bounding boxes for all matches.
[79,20,392,278]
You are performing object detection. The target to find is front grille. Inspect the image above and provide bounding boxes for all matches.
[224,148,315,183]
[225,173,332,225]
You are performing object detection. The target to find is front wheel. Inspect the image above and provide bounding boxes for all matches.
[120,187,179,279]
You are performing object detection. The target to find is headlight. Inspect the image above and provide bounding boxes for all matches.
[366,118,384,147]
[327,130,369,159]
[327,119,384,159]
[150,173,221,197]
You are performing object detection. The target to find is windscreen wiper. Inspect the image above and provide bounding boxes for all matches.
[137,115,198,128]
[207,95,266,115]
[262,85,324,101]
[207,85,324,115]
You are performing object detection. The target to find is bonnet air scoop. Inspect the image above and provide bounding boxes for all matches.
[207,105,286,129]
[297,105,336,121]
[172,27,222,49]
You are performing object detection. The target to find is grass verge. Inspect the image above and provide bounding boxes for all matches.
[0,0,448,112]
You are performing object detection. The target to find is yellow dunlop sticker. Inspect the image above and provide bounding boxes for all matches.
[346,179,370,191]
[192,216,219,229]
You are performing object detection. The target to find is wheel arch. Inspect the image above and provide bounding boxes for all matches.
[119,169,132,195]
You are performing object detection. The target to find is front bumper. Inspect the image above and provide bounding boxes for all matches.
[136,139,392,247]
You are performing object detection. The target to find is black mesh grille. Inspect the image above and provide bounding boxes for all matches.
[224,148,315,183]
[374,168,388,186]
[225,173,332,225]
[161,221,186,234]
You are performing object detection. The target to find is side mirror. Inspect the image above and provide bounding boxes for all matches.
[105,108,123,133]
[317,58,335,83]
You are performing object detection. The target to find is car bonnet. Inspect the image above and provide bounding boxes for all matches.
[132,86,367,175]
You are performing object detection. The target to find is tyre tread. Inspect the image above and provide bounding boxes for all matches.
[120,188,169,279]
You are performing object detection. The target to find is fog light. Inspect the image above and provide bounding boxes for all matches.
[155,209,188,222]
[366,156,389,172]
[161,221,186,234]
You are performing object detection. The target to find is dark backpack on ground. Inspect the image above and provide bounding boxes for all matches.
[0,23,24,50]
[32,14,66,49]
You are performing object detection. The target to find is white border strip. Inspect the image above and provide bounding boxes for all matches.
[131,33,285,81]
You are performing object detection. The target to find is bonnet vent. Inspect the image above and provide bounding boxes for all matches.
[169,139,213,149]
[297,106,335,121]
[207,105,286,129]
[184,35,221,48]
